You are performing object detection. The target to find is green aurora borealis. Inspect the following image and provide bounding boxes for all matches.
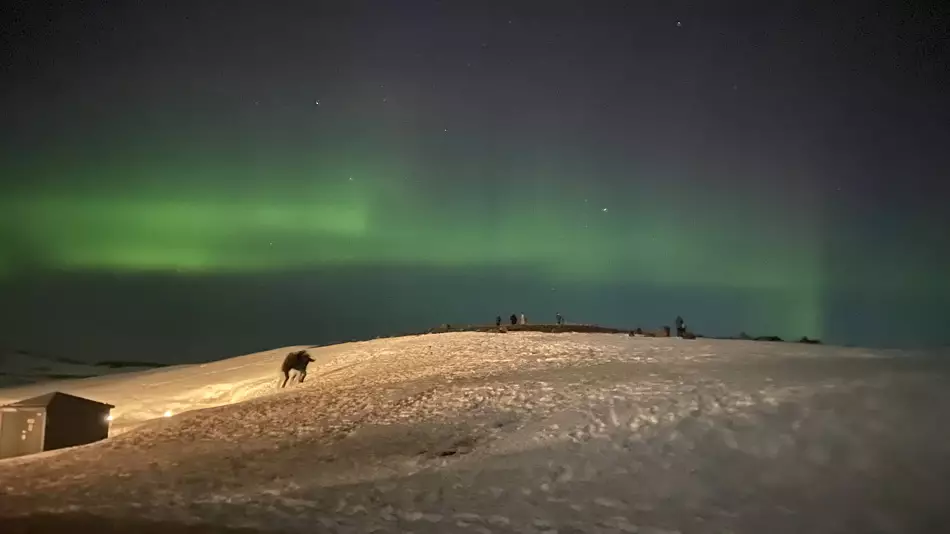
[2,128,947,350]
[1,156,826,285]
[1,1,948,360]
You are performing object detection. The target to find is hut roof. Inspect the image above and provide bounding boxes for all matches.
[2,391,114,409]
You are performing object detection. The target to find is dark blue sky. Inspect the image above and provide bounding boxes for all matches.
[1,1,948,362]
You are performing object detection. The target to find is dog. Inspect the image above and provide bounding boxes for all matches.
[278,350,315,389]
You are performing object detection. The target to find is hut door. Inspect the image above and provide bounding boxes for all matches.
[0,410,45,459]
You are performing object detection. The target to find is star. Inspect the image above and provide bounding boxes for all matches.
[348,176,354,181]
[676,21,682,27]
[315,100,320,105]
[602,208,608,212]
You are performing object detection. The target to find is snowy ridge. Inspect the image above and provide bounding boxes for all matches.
[1,332,949,533]
[0,345,318,427]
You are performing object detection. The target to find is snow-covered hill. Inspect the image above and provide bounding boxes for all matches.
[0,344,318,429]
[1,332,949,533]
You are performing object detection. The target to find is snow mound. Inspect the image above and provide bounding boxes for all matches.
[0,344,316,428]
[1,332,949,533]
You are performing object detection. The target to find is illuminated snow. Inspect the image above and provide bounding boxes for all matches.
[1,332,948,533]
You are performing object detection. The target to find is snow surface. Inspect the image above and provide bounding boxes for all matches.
[1,332,949,533]
[0,344,323,430]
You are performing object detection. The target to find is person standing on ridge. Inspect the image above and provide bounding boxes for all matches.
[675,316,686,337]
[556,312,563,326]
[495,315,502,327]
[520,313,527,325]
[510,313,518,325]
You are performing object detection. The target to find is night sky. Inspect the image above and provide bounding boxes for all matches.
[1,1,948,363]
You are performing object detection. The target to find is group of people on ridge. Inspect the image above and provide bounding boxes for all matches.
[277,314,690,389]
[494,312,566,327]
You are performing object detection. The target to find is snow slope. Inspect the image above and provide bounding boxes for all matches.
[1,332,949,533]
[0,344,323,429]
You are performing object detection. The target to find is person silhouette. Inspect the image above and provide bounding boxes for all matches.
[675,316,686,337]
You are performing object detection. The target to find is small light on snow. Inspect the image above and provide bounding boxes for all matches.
[163,410,173,418]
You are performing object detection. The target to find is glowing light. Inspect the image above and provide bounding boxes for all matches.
[105,414,113,422]
[163,410,173,417]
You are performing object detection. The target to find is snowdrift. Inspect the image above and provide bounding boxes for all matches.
[1,332,949,534]
[0,345,318,429]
